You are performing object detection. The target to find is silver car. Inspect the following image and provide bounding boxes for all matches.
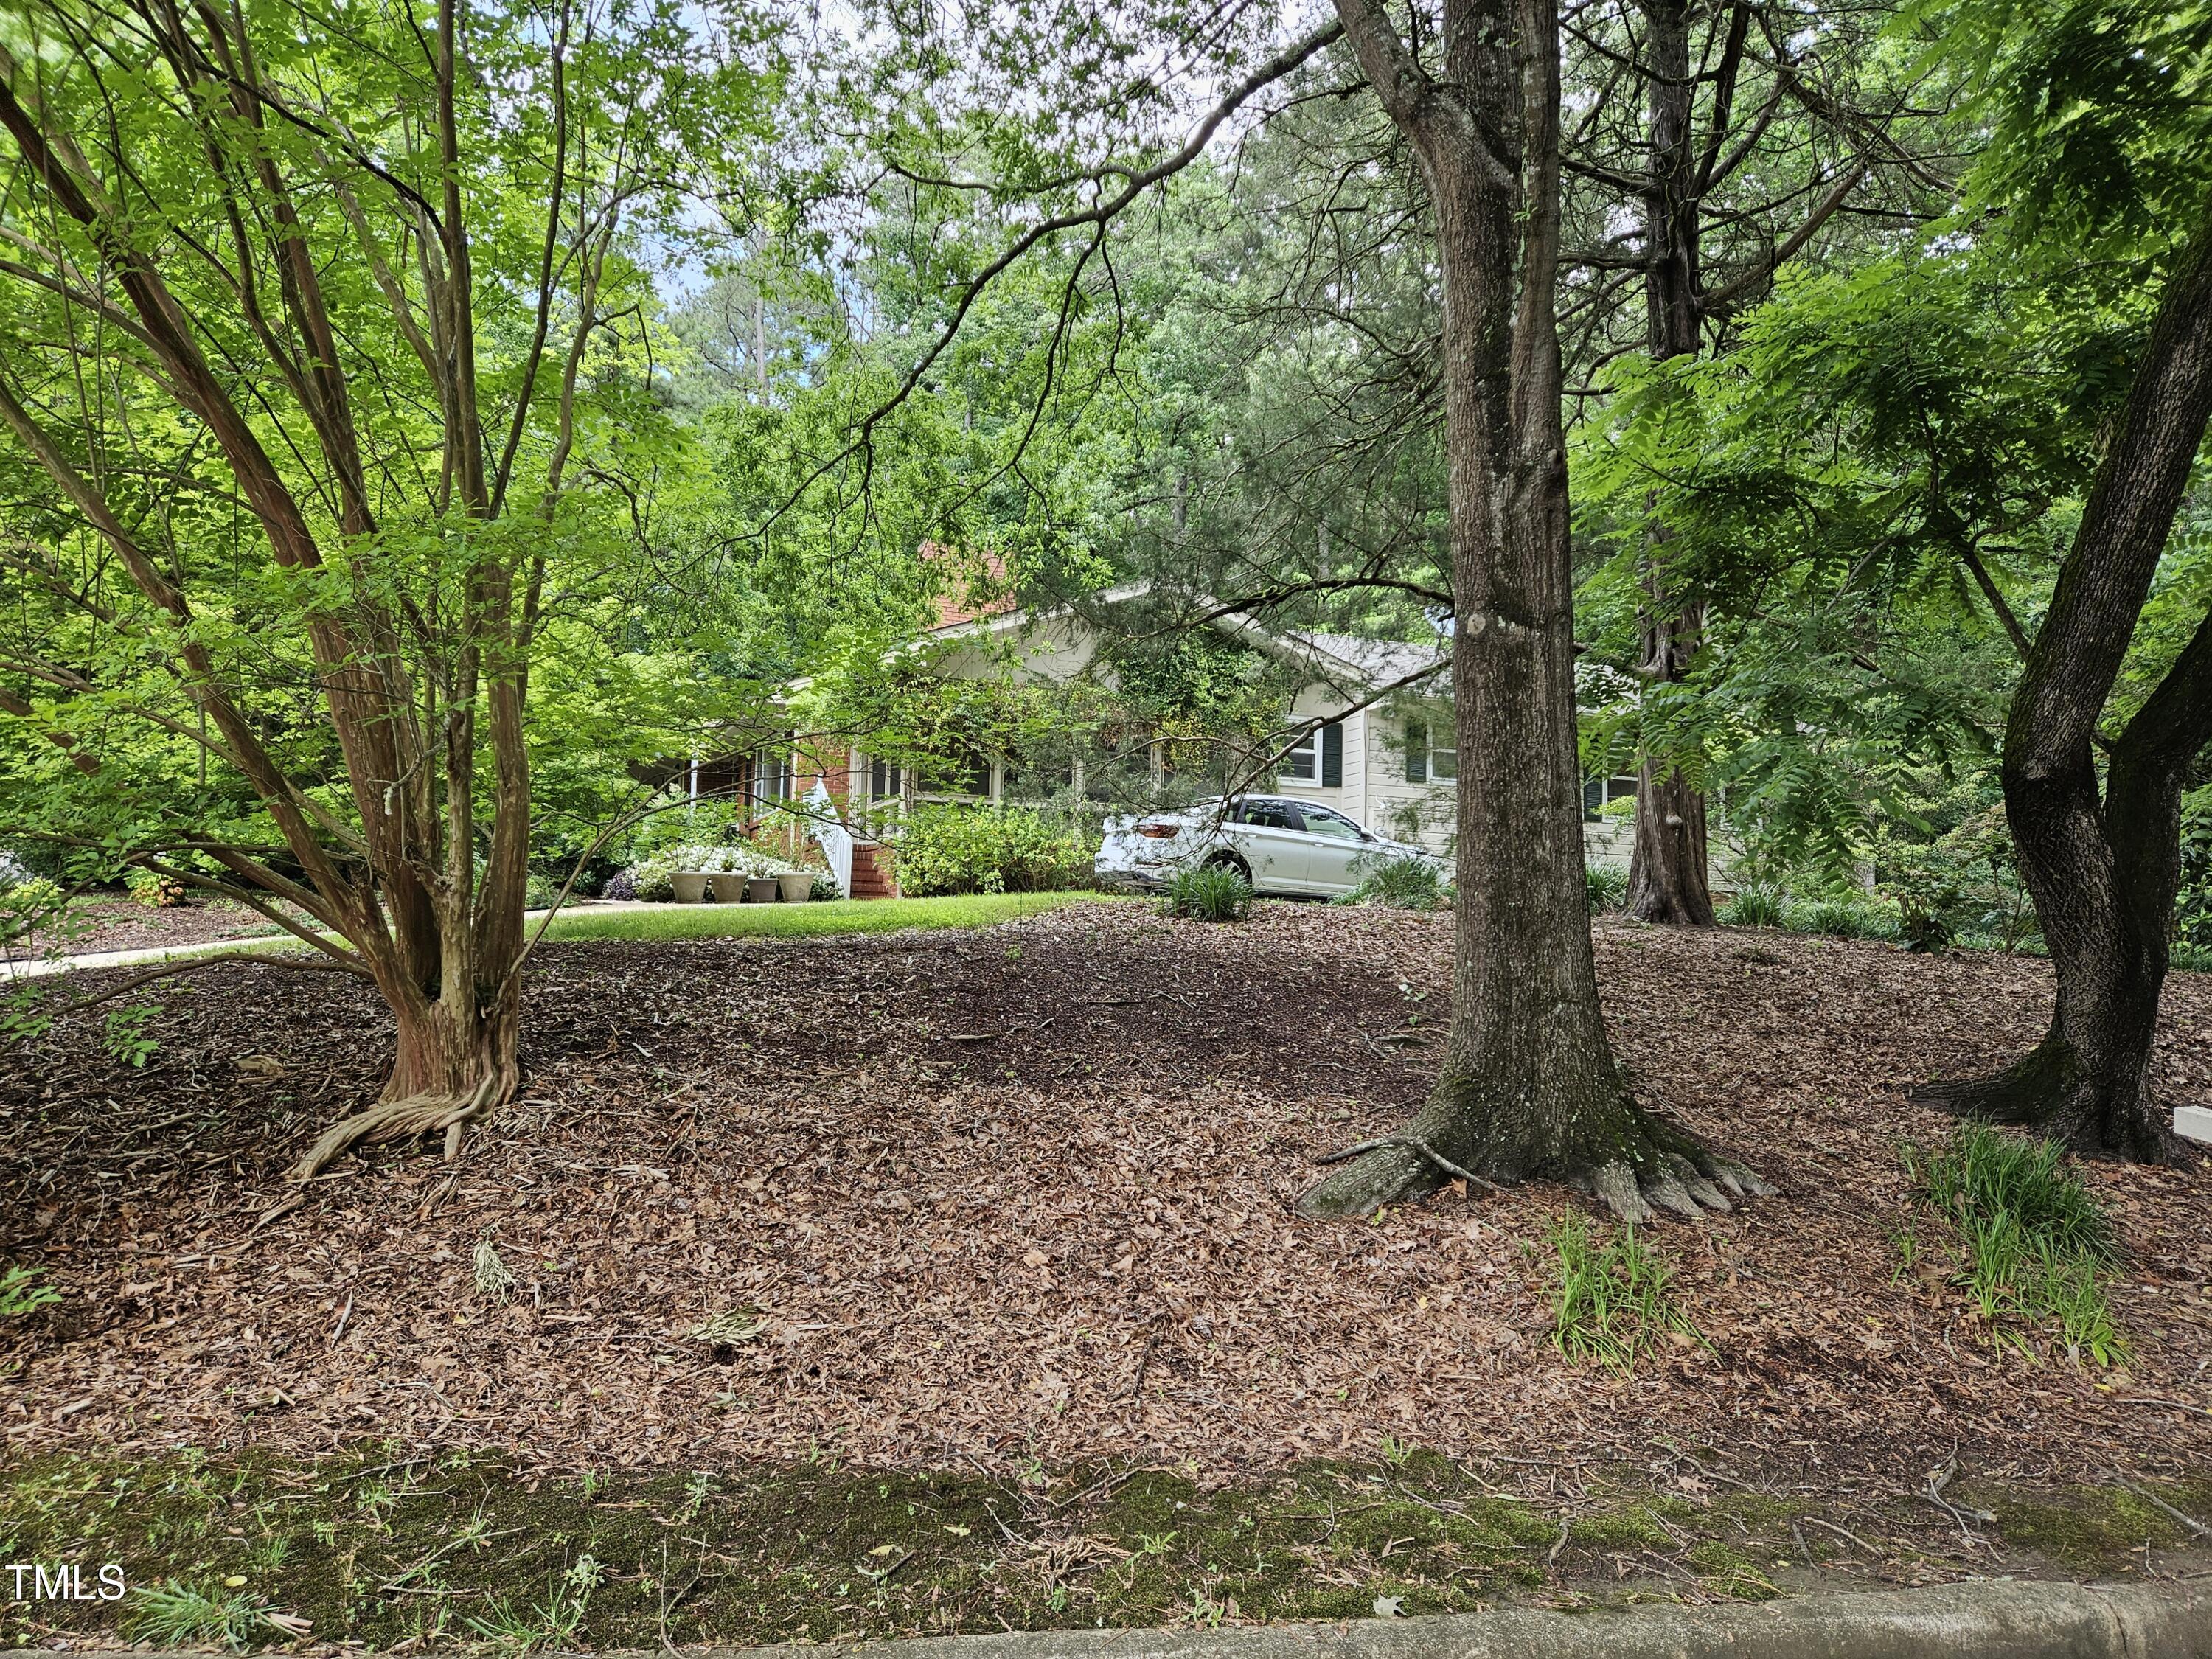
[1095,795,1441,899]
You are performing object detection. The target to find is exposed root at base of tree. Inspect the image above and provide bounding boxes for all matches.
[1912,1035,2183,1164]
[288,1074,499,1183]
[1299,1105,1775,1223]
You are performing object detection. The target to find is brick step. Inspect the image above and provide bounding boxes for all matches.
[848,844,898,900]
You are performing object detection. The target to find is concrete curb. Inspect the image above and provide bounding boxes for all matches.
[632,1579,2212,1659]
[15,1578,2212,1659]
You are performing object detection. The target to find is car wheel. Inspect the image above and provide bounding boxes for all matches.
[1203,851,1252,884]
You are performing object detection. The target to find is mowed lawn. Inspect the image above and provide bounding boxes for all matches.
[537,888,1113,944]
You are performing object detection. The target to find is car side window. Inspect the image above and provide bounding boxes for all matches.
[1301,807,1365,840]
[1240,801,1302,832]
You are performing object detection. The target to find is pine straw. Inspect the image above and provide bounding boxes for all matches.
[4,904,2210,1493]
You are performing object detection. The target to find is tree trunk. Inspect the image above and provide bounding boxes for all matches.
[290,975,523,1180]
[1301,0,1765,1222]
[1917,226,2212,1161]
[1623,0,1717,927]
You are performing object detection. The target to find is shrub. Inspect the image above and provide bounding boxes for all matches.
[809,873,843,902]
[1905,1124,2122,1363]
[124,865,186,908]
[1548,1214,1697,1374]
[1719,883,1786,928]
[892,806,1087,897]
[1342,852,1447,911]
[600,869,638,902]
[1164,864,1253,922]
[1585,864,1628,914]
[524,872,559,911]
[1896,900,1955,953]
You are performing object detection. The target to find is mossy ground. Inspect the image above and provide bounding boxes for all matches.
[3,1447,2208,1650]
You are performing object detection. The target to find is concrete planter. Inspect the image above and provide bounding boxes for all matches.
[777,872,813,902]
[669,873,710,904]
[746,876,779,903]
[708,873,748,904]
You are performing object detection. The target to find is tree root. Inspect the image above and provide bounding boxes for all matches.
[1301,1111,1775,1222]
[289,1074,498,1183]
[1579,1148,1775,1225]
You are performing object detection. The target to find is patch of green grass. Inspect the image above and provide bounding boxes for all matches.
[1905,1124,2124,1363]
[1548,1214,1697,1374]
[122,1582,286,1650]
[540,891,1105,945]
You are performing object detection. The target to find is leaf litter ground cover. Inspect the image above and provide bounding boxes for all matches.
[4,902,2212,1646]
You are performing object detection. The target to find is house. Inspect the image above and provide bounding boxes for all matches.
[706,572,1644,897]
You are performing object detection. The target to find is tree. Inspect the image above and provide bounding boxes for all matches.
[1294,0,1767,1220]
[0,0,761,1175]
[1559,0,1955,925]
[1907,0,2212,1159]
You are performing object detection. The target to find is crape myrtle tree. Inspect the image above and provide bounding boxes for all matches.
[0,0,770,1176]
[1912,0,2212,1159]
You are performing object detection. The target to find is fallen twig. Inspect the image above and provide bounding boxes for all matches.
[1313,1133,1506,1194]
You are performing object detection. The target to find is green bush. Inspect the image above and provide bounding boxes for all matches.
[123,865,185,908]
[1164,864,1253,922]
[891,806,1088,897]
[1585,864,1628,914]
[1720,883,1786,928]
[1341,853,1447,911]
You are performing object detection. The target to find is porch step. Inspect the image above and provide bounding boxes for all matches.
[849,843,897,900]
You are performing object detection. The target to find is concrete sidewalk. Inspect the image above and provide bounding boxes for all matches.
[0,902,661,981]
[652,1579,2211,1659]
[17,1579,2211,1659]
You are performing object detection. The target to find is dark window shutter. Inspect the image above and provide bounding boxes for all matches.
[1321,721,1343,788]
[1405,720,1427,784]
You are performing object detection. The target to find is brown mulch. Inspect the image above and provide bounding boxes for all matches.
[4,902,2211,1492]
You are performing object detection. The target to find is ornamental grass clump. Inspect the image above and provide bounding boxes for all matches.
[1548,1214,1698,1375]
[1905,1124,2124,1364]
[1164,864,1253,922]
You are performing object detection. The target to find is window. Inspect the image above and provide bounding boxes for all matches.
[917,749,993,799]
[1282,721,1344,786]
[869,757,903,801]
[1404,720,1457,784]
[754,747,791,804]
[1300,804,1366,841]
[1583,774,1638,821]
[1239,801,1302,832]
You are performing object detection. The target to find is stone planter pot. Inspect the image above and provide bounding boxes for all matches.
[777,872,813,903]
[746,876,780,904]
[670,872,710,904]
[708,873,748,904]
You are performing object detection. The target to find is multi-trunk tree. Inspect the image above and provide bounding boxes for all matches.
[0,0,758,1176]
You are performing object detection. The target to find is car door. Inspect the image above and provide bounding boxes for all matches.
[1297,803,1374,896]
[1230,799,1311,893]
